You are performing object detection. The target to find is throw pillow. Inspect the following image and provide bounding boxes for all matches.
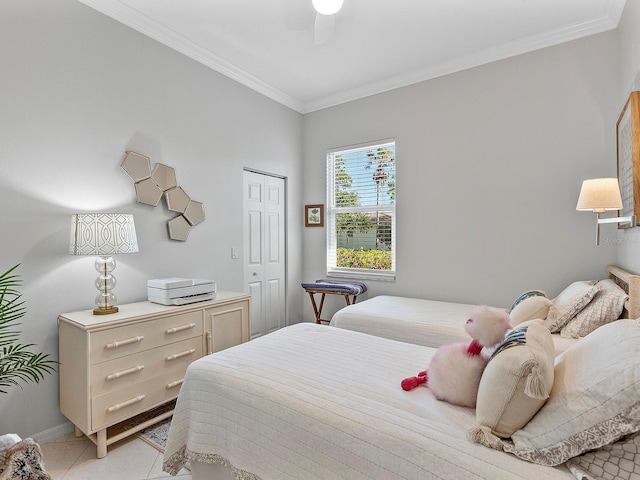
[510,295,552,327]
[560,279,627,339]
[510,290,546,312]
[545,280,599,333]
[467,321,555,449]
[501,319,640,466]
[0,438,51,480]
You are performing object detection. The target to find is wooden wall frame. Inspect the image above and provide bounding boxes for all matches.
[305,204,324,227]
[617,91,640,229]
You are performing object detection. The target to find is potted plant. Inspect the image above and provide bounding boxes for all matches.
[0,264,57,394]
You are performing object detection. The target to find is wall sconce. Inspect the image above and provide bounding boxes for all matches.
[69,213,139,314]
[576,178,636,245]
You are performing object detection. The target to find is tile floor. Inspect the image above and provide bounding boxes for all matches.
[40,433,191,480]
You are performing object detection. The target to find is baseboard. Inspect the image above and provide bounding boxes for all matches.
[31,421,74,444]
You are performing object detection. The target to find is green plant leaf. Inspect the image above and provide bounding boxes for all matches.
[0,264,57,394]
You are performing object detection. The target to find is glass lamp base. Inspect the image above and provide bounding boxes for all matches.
[93,255,118,315]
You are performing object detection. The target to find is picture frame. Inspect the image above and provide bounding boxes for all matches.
[617,91,640,229]
[305,204,324,227]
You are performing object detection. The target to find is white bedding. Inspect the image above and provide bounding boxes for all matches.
[330,295,577,355]
[163,323,572,479]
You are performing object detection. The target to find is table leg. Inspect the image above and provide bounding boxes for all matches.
[305,288,362,323]
[96,429,107,458]
[308,292,321,323]
[317,293,326,323]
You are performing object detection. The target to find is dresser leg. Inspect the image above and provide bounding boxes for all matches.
[96,429,107,458]
[74,425,83,438]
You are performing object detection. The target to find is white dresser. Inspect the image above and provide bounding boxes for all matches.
[58,291,250,458]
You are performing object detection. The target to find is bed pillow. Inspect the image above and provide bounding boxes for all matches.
[565,432,640,480]
[467,321,555,448]
[545,280,599,333]
[510,295,552,327]
[501,319,640,466]
[559,279,627,339]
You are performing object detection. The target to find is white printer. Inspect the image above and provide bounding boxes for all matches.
[147,277,217,305]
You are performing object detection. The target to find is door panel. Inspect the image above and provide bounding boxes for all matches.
[243,170,286,338]
[248,210,262,265]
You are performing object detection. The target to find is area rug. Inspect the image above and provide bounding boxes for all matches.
[138,417,191,472]
[137,418,172,453]
[118,400,176,453]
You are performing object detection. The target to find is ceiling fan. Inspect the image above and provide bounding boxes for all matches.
[312,0,344,45]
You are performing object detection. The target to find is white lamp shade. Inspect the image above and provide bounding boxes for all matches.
[69,213,139,255]
[312,0,344,15]
[576,178,623,213]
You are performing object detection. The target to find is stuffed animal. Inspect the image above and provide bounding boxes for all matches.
[401,305,511,408]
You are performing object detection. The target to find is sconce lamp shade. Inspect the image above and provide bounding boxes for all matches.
[69,213,138,315]
[69,213,138,255]
[576,178,623,213]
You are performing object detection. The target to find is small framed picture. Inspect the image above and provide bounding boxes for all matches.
[305,204,324,227]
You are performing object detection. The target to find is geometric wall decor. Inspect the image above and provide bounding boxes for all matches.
[121,150,206,242]
[135,177,163,207]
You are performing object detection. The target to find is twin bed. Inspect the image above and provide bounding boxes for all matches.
[163,265,640,480]
[330,295,577,356]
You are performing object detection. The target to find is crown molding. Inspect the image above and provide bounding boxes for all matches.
[77,0,303,112]
[301,1,626,113]
[78,0,625,114]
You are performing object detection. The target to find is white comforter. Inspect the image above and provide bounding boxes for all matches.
[330,296,577,355]
[330,295,478,347]
[163,323,572,479]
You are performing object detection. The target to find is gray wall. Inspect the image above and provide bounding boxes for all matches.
[0,0,303,439]
[302,31,621,320]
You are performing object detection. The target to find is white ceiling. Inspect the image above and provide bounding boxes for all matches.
[78,0,626,113]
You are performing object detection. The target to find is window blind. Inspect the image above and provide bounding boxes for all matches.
[326,139,396,280]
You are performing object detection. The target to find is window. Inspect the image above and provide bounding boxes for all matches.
[326,139,396,280]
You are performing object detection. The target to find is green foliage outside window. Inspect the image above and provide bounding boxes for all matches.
[336,247,392,270]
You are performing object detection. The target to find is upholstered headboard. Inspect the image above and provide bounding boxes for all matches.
[607,264,640,319]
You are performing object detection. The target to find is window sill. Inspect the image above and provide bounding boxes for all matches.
[327,269,395,282]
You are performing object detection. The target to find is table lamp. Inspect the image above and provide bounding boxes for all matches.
[69,213,138,314]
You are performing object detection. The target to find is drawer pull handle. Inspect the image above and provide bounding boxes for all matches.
[166,349,196,361]
[106,365,144,381]
[166,379,184,389]
[166,323,196,335]
[105,336,144,349]
[107,394,145,413]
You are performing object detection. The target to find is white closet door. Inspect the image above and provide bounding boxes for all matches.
[243,170,286,339]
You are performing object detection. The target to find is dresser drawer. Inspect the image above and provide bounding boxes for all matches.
[90,336,202,397]
[90,311,203,364]
[91,368,189,430]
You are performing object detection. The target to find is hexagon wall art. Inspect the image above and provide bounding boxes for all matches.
[121,150,206,241]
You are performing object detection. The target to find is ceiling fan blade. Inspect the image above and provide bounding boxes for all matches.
[283,0,314,30]
[314,13,335,45]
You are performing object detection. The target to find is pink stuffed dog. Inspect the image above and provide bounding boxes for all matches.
[401,305,511,408]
